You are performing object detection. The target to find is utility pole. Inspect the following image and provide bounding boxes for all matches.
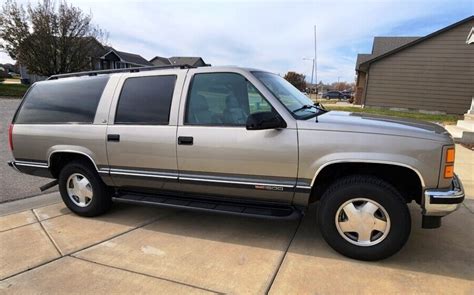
[314,25,317,93]
[302,57,314,85]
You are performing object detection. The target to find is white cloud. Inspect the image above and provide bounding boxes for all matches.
[1,0,472,82]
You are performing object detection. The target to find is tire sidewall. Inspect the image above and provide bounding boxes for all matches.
[318,178,411,261]
[59,162,109,216]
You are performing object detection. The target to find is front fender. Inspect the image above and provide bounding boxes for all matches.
[297,130,443,189]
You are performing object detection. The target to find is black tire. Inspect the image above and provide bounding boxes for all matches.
[58,160,112,217]
[317,175,411,261]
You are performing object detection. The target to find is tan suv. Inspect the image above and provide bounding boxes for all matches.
[8,65,464,260]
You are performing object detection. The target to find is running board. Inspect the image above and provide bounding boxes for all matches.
[112,194,301,219]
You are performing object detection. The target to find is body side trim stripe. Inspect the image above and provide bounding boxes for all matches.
[14,161,49,168]
[109,170,178,180]
[179,176,294,188]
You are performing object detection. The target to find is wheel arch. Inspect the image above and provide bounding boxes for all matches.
[48,149,99,178]
[309,160,425,204]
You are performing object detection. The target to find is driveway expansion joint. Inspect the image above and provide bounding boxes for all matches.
[70,256,223,294]
[265,216,303,294]
[462,202,473,214]
[0,210,37,233]
[32,209,64,256]
[0,208,180,282]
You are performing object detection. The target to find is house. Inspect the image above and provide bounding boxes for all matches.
[354,36,419,104]
[99,47,152,69]
[20,38,151,84]
[355,16,474,114]
[149,56,209,67]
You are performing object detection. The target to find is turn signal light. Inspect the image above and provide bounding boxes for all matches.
[444,165,454,178]
[446,148,455,163]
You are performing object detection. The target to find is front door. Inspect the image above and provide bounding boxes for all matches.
[176,72,298,203]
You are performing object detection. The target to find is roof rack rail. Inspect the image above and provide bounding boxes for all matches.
[47,64,195,80]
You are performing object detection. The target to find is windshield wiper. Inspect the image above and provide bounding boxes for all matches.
[292,103,328,114]
[292,104,316,113]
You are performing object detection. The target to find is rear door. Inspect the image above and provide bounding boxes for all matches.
[106,70,185,191]
[176,69,298,204]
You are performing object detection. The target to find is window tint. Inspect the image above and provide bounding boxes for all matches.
[185,73,272,126]
[115,75,176,124]
[14,76,109,124]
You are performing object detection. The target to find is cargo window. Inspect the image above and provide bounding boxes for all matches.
[185,73,272,126]
[14,76,109,124]
[115,75,176,125]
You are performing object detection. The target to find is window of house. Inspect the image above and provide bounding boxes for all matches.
[185,73,272,126]
[115,75,176,124]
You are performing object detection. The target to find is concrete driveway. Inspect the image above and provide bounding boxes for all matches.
[0,195,473,293]
[0,146,473,293]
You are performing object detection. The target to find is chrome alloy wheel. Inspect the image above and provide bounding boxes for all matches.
[66,173,93,207]
[335,198,391,247]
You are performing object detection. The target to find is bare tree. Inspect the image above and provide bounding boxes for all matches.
[0,0,107,76]
[0,0,28,61]
[331,81,354,91]
[284,71,307,91]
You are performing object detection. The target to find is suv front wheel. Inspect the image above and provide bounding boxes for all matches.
[58,161,112,217]
[317,175,411,261]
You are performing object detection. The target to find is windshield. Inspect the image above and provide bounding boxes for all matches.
[252,71,323,119]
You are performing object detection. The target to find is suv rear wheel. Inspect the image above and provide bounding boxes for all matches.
[58,161,112,217]
[317,175,411,261]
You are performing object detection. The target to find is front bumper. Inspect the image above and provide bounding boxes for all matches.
[423,174,464,216]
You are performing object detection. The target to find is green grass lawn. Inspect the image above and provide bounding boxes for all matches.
[0,83,30,97]
[326,105,461,125]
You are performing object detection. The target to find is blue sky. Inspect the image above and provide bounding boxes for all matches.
[1,0,472,83]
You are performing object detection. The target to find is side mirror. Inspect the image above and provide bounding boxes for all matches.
[246,112,287,130]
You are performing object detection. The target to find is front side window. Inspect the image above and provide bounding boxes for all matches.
[115,75,176,124]
[14,76,109,124]
[185,73,272,126]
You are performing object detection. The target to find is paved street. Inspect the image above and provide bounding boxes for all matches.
[0,98,56,203]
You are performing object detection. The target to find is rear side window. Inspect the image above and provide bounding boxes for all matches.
[14,76,109,124]
[115,75,176,125]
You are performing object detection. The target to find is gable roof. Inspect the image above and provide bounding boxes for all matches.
[169,57,206,66]
[359,15,474,71]
[149,56,210,67]
[101,48,152,66]
[371,37,420,56]
[355,53,375,70]
[149,56,171,66]
[356,37,419,70]
[114,50,152,66]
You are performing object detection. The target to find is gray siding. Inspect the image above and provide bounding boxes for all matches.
[365,20,474,114]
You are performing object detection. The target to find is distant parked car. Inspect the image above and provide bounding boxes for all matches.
[341,91,353,99]
[323,91,344,99]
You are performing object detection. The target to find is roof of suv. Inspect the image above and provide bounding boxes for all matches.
[47,65,267,81]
